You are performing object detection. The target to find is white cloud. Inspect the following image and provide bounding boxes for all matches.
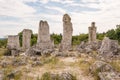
[45,6,66,14]
[1,0,120,38]
[51,0,74,4]
[20,0,37,2]
[81,0,98,3]
[39,0,49,4]
[0,0,36,18]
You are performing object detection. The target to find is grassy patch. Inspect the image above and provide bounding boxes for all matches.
[40,72,77,80]
[110,60,120,72]
[77,57,96,76]
[0,48,7,58]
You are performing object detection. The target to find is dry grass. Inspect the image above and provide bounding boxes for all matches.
[110,59,120,72]
[0,48,6,57]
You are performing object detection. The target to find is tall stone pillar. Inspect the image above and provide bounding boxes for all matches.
[59,14,73,51]
[88,22,97,43]
[22,29,32,50]
[37,20,54,50]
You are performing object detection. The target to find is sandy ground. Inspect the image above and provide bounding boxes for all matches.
[23,57,94,80]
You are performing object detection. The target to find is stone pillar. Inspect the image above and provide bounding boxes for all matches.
[22,29,32,50]
[37,20,53,50]
[7,35,20,50]
[7,35,20,56]
[88,22,97,43]
[59,14,73,51]
[37,20,51,43]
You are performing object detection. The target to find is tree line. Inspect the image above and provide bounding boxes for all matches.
[0,25,120,48]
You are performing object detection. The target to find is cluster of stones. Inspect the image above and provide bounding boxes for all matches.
[6,13,120,58]
[90,61,120,80]
[5,13,120,80]
[7,29,32,56]
[77,22,120,60]
[7,14,73,56]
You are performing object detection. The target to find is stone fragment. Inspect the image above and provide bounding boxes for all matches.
[0,70,4,80]
[98,72,120,80]
[89,61,114,74]
[99,37,120,59]
[40,72,76,80]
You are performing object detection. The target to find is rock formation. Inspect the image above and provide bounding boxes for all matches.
[99,37,120,59]
[22,29,32,50]
[7,35,20,50]
[36,20,54,50]
[90,61,120,80]
[7,35,20,56]
[77,41,101,54]
[25,20,54,56]
[88,22,97,43]
[59,14,73,51]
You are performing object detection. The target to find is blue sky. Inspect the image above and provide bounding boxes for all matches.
[0,0,120,38]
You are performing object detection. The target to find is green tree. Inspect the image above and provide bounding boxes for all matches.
[31,34,37,46]
[97,32,106,40]
[50,33,62,44]
[106,29,116,40]
[115,26,120,42]
[18,32,23,47]
[0,39,7,48]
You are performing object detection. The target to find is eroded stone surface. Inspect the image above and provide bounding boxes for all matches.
[99,37,120,59]
[22,29,32,50]
[88,22,97,43]
[59,14,73,51]
[25,20,54,56]
[7,35,20,56]
[7,35,20,50]
[36,20,54,51]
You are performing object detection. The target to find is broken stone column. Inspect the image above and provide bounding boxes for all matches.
[7,35,20,50]
[25,20,54,56]
[36,20,54,52]
[59,14,73,51]
[7,35,20,56]
[88,22,97,43]
[37,20,51,43]
[22,29,32,50]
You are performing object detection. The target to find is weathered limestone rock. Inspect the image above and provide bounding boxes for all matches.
[77,41,101,53]
[37,20,51,43]
[22,29,32,50]
[90,61,120,80]
[88,22,97,43]
[40,72,76,80]
[59,14,73,51]
[99,37,120,59]
[36,20,54,51]
[7,35,20,50]
[0,70,4,80]
[89,61,114,74]
[25,20,54,56]
[98,72,120,80]
[7,35,20,56]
